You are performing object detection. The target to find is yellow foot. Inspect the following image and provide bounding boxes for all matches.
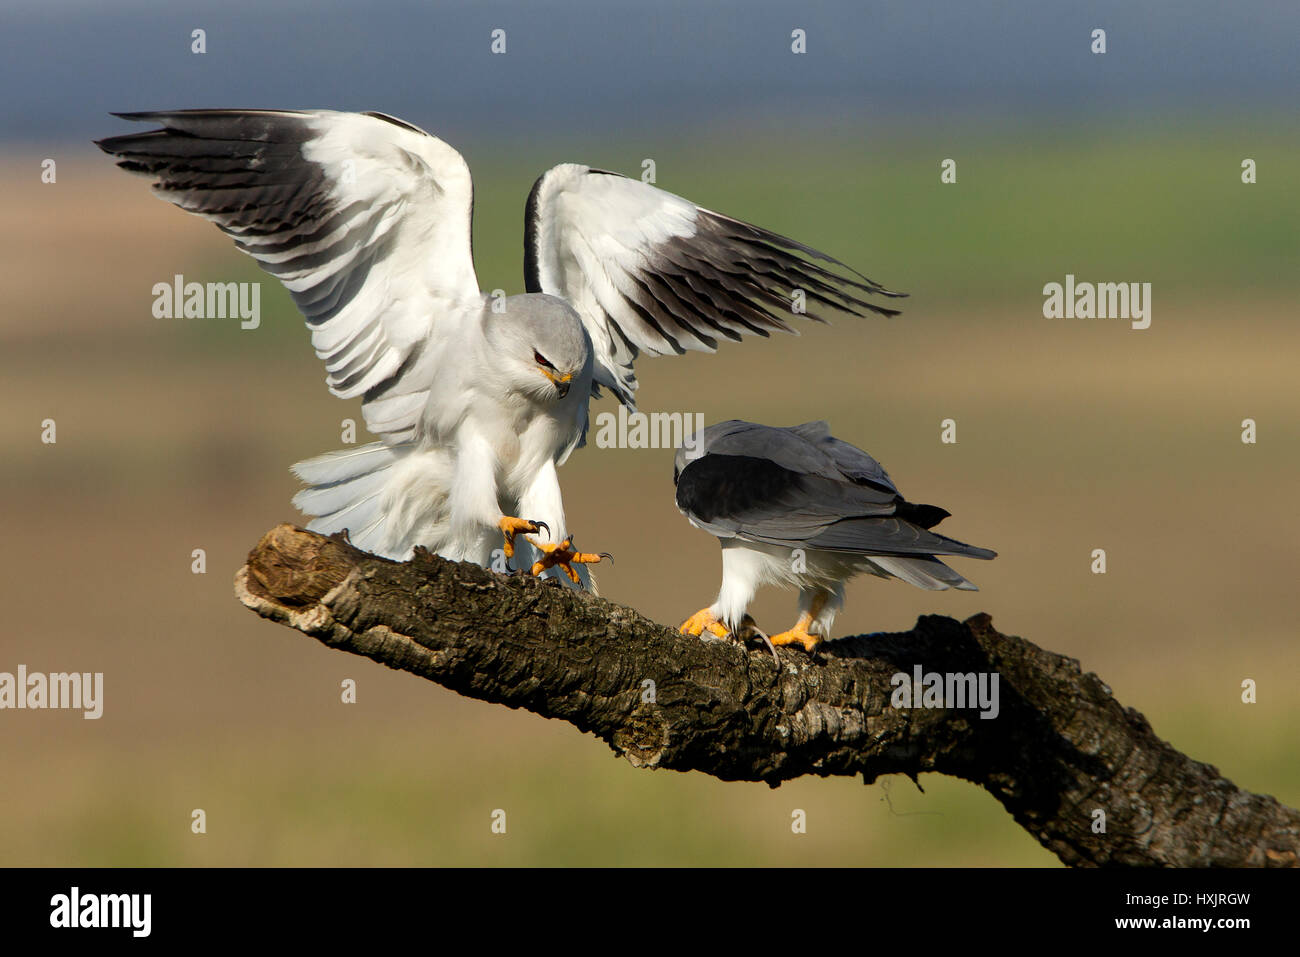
[527,537,611,583]
[680,611,776,661]
[769,615,822,652]
[498,516,548,561]
[678,607,732,639]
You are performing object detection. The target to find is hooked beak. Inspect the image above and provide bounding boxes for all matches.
[540,366,574,399]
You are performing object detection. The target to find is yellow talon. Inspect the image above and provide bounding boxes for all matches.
[678,607,732,639]
[498,516,547,560]
[768,613,822,651]
[527,537,610,583]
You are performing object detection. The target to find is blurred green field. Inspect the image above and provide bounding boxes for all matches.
[2,121,1298,865]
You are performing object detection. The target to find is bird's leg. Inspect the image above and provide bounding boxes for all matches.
[679,607,732,639]
[498,516,548,561]
[769,593,829,652]
[527,536,611,583]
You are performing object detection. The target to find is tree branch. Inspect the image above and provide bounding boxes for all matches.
[235,523,1299,867]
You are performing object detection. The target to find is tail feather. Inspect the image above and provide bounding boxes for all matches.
[292,468,393,519]
[291,444,402,532]
[870,555,979,591]
[290,442,408,486]
[291,441,440,560]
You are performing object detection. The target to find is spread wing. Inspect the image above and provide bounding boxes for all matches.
[96,108,482,444]
[525,164,905,408]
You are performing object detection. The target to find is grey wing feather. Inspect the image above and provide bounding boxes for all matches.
[797,516,996,558]
[678,420,995,559]
[696,419,897,491]
[728,477,993,558]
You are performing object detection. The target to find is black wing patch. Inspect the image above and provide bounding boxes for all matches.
[675,454,802,524]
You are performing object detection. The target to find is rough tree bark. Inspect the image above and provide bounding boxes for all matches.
[235,523,1299,868]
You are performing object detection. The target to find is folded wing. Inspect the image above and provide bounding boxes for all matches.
[676,424,994,560]
[525,164,905,408]
[96,109,482,444]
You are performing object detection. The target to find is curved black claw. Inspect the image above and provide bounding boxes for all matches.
[749,624,780,666]
[733,615,779,666]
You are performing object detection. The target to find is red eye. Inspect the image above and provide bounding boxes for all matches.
[534,350,555,370]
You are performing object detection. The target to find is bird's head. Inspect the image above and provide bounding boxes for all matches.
[487,295,590,403]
